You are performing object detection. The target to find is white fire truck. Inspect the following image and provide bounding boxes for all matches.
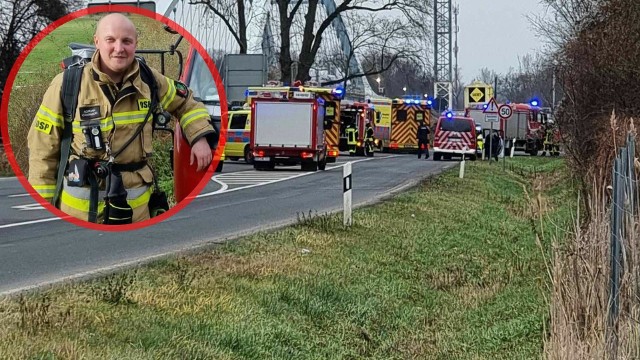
[250,88,331,171]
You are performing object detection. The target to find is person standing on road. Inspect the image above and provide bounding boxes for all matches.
[27,13,217,224]
[346,122,357,156]
[417,120,430,159]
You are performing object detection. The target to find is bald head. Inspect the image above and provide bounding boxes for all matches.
[94,13,138,82]
[95,13,137,39]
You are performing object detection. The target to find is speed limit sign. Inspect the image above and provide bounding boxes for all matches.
[498,104,512,119]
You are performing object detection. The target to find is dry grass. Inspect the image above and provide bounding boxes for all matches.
[545,115,640,359]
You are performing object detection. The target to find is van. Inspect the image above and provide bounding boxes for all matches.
[224,109,252,163]
[432,115,477,161]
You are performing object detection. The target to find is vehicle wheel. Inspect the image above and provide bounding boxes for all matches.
[318,156,327,171]
[301,161,318,171]
[215,161,224,173]
[254,161,273,171]
[228,156,239,161]
[469,154,477,161]
[433,152,442,161]
[244,146,254,164]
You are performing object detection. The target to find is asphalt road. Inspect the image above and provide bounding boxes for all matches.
[0,154,455,296]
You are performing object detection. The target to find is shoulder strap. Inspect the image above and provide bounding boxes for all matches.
[110,59,158,160]
[53,65,83,207]
[137,58,158,104]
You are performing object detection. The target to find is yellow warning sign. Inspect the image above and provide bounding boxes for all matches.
[470,87,485,103]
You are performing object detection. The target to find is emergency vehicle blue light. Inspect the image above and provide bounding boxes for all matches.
[244,89,249,97]
[446,111,453,119]
[482,104,488,109]
[427,99,433,106]
[529,98,540,107]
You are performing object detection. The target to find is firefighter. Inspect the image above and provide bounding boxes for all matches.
[475,125,484,157]
[364,121,375,156]
[27,13,216,224]
[346,121,357,156]
[541,120,554,156]
[416,120,430,159]
[485,130,501,161]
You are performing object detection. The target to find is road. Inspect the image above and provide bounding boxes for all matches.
[0,154,455,296]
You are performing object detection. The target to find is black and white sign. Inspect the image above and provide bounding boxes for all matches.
[498,104,512,119]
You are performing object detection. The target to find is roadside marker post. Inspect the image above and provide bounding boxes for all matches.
[343,162,352,227]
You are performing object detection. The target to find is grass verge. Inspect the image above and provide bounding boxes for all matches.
[0,157,576,359]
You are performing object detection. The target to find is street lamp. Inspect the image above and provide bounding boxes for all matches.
[402,86,407,94]
[376,76,381,94]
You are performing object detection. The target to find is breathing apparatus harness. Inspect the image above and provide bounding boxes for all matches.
[54,56,169,224]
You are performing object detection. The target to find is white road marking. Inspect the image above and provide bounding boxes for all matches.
[8,194,32,198]
[197,155,396,198]
[11,203,45,211]
[0,217,63,229]
[1,155,401,227]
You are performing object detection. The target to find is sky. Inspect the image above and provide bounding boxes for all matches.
[457,0,548,85]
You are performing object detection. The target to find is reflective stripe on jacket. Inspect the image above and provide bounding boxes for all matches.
[27,51,214,207]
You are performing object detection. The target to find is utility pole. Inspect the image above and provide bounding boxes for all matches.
[433,0,453,113]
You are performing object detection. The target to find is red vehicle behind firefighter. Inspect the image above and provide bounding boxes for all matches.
[249,86,335,171]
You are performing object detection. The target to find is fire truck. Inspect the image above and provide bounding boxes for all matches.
[249,87,336,171]
[388,98,433,152]
[247,84,342,163]
[339,101,379,155]
[465,101,545,155]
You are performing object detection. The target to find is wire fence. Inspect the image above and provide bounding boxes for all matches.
[608,134,638,359]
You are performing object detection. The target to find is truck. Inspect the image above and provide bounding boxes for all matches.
[250,88,331,171]
[367,96,392,150]
[464,102,545,155]
[339,100,378,155]
[388,98,433,152]
[247,84,342,163]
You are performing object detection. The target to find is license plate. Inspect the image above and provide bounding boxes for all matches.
[448,138,461,142]
[404,144,417,148]
[254,157,270,161]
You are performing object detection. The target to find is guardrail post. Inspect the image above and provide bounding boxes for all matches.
[343,162,352,227]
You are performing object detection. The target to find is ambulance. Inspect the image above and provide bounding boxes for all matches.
[224,108,252,163]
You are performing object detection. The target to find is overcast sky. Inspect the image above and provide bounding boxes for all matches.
[457,0,548,84]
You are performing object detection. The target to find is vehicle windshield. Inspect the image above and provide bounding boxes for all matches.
[187,50,218,102]
[440,118,472,132]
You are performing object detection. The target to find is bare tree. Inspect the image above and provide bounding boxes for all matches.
[189,0,249,53]
[319,11,424,91]
[274,0,430,84]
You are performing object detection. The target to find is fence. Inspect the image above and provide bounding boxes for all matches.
[608,134,639,358]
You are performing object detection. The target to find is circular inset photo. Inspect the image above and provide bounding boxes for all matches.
[1,5,228,231]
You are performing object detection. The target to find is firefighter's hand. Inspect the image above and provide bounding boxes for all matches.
[190,137,213,172]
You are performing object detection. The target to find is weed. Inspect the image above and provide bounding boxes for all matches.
[295,210,341,232]
[170,257,199,290]
[92,271,137,305]
[17,295,51,335]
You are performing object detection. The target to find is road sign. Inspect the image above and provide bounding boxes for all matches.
[498,104,512,119]
[483,97,499,114]
[485,114,499,122]
[469,87,486,103]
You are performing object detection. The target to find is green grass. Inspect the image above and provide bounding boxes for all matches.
[0,157,576,359]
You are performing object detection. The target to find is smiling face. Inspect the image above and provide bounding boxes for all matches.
[93,13,138,82]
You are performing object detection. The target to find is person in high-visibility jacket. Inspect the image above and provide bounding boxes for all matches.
[26,13,216,224]
[346,122,357,156]
[476,132,484,153]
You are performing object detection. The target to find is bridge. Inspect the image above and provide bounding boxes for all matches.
[90,0,433,101]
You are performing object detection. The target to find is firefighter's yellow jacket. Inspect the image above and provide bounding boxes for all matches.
[27,51,214,221]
